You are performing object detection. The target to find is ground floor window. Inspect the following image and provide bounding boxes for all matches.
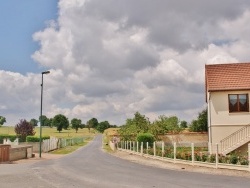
[228,94,249,112]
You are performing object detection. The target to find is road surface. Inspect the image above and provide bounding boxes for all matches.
[1,135,250,188]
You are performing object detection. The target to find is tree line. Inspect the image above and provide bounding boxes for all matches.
[118,109,208,141]
[1,108,207,142]
[0,114,117,142]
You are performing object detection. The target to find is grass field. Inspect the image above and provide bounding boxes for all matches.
[0,126,96,138]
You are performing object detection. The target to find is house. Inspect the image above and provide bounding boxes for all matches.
[205,62,250,155]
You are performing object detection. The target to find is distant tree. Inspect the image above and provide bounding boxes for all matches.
[86,118,99,132]
[87,118,98,129]
[189,108,208,132]
[39,115,51,127]
[15,119,36,142]
[0,116,6,126]
[96,121,110,133]
[71,118,82,133]
[52,114,69,133]
[30,119,38,127]
[180,120,188,128]
[80,124,85,129]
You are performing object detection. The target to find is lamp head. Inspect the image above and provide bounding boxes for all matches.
[42,71,50,74]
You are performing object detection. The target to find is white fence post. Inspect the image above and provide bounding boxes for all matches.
[216,143,219,169]
[146,142,149,155]
[137,142,139,153]
[141,142,143,156]
[130,141,132,151]
[162,141,164,158]
[153,142,156,157]
[174,142,176,163]
[248,143,250,171]
[133,141,135,152]
[191,143,194,166]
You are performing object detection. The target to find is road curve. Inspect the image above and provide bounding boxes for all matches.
[1,135,250,188]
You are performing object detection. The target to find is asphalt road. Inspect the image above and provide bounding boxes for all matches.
[1,135,250,188]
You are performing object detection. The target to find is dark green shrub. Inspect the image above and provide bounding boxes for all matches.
[229,155,238,164]
[201,153,208,162]
[239,156,248,165]
[26,136,39,142]
[26,136,50,142]
[194,152,201,161]
[136,133,155,147]
[208,154,216,163]
[0,134,17,143]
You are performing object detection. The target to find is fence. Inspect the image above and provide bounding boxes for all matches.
[7,137,86,153]
[118,141,250,171]
[43,137,85,152]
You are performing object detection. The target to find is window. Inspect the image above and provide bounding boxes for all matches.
[228,94,249,112]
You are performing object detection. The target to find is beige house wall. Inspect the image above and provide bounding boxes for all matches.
[208,90,250,145]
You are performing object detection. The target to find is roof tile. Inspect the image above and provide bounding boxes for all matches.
[205,62,250,92]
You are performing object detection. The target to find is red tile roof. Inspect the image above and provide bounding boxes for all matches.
[205,62,250,92]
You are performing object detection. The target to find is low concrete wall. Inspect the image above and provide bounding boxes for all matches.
[19,142,40,152]
[10,145,33,161]
[109,141,116,151]
[160,132,208,147]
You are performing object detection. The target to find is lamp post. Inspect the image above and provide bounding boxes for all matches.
[39,71,50,158]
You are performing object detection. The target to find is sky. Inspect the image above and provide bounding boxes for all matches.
[1,0,250,126]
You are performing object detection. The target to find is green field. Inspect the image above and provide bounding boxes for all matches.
[0,126,96,138]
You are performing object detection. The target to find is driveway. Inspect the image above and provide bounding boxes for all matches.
[1,135,250,188]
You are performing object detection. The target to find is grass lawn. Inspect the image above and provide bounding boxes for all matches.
[0,126,96,138]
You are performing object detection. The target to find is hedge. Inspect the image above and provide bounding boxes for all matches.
[0,134,17,144]
[26,136,50,142]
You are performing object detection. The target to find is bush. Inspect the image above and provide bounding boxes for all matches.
[229,154,238,164]
[0,134,17,143]
[15,119,36,142]
[136,133,155,147]
[26,136,50,142]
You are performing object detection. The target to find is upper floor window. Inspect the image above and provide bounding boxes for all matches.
[228,94,249,112]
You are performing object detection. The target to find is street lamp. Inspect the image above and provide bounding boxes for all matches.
[39,70,50,158]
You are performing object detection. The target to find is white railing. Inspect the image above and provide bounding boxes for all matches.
[220,124,250,154]
[118,141,250,171]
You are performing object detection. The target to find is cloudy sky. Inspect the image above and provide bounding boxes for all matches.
[1,0,250,126]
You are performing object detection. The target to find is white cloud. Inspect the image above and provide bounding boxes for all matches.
[1,0,250,126]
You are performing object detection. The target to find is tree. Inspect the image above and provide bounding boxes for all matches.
[189,108,208,132]
[86,117,99,132]
[80,123,85,129]
[87,118,98,128]
[0,116,6,126]
[153,115,182,134]
[39,115,51,127]
[180,120,188,128]
[118,112,150,141]
[52,114,69,133]
[30,119,38,127]
[96,121,110,133]
[71,118,82,133]
[15,119,35,142]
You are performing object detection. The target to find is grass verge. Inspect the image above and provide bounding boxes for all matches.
[49,136,93,155]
